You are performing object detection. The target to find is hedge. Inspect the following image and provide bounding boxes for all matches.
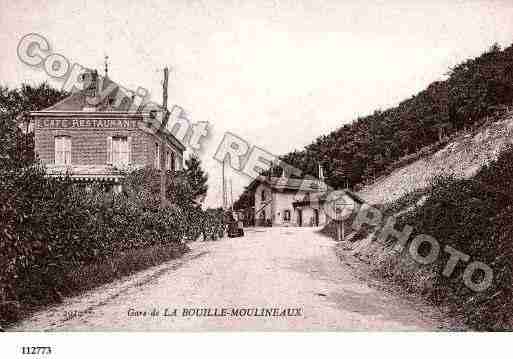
[0,165,223,325]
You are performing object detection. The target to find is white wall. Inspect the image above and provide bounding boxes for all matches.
[272,191,298,226]
[254,184,327,227]
[254,183,273,225]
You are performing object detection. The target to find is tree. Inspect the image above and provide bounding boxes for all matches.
[0,83,68,166]
[0,82,68,118]
[233,185,254,211]
[183,154,208,199]
[230,42,513,203]
[166,170,195,206]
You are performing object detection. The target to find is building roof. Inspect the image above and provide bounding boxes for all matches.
[248,176,365,204]
[29,71,186,152]
[252,176,328,192]
[292,189,365,208]
[341,190,365,205]
[44,74,135,112]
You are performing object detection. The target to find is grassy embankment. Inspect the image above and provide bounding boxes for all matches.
[323,141,513,330]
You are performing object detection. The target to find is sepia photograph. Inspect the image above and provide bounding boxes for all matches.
[1,0,513,357]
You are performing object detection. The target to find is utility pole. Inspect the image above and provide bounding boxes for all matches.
[160,66,169,207]
[230,179,234,212]
[162,66,169,110]
[222,159,226,210]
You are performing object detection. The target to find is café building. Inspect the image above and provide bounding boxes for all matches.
[29,74,185,191]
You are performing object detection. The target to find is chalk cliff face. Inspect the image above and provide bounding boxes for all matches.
[358,113,513,205]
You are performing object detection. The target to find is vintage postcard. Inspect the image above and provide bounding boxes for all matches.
[1,0,513,357]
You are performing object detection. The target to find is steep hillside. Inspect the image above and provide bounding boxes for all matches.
[235,43,513,208]
[358,111,513,205]
[326,117,513,331]
[278,43,513,188]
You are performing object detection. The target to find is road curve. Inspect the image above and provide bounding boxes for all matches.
[12,227,448,331]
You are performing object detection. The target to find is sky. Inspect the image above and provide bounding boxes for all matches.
[2,0,513,207]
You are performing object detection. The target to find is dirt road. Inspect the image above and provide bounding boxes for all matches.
[12,227,449,331]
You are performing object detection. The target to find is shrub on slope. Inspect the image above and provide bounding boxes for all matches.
[387,147,513,330]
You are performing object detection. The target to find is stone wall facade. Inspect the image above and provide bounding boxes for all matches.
[33,116,183,171]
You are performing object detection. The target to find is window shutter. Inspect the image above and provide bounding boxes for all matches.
[107,136,113,164]
[65,137,71,164]
[54,137,61,164]
[177,155,182,171]
[127,136,132,164]
[154,142,160,169]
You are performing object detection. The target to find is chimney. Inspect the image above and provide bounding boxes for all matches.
[83,69,98,97]
[104,55,109,78]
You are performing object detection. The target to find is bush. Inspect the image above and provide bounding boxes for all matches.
[327,146,513,330]
[372,147,513,330]
[0,163,223,325]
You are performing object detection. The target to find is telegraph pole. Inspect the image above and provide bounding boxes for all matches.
[230,179,234,212]
[160,66,169,207]
[222,159,227,210]
[162,66,169,110]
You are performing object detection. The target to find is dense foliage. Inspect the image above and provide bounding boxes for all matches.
[343,147,513,330]
[1,83,68,166]
[235,43,513,205]
[183,154,209,200]
[0,83,223,325]
[1,164,223,320]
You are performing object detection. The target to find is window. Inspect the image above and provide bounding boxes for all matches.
[165,150,176,171]
[107,136,131,165]
[175,154,181,170]
[154,142,160,169]
[112,137,129,165]
[171,152,176,171]
[283,209,291,221]
[165,150,170,170]
[261,189,266,202]
[55,136,71,165]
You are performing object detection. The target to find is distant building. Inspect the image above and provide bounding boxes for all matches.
[252,175,324,227]
[29,71,185,191]
[251,172,364,227]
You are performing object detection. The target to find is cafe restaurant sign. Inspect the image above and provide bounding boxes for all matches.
[38,118,138,129]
